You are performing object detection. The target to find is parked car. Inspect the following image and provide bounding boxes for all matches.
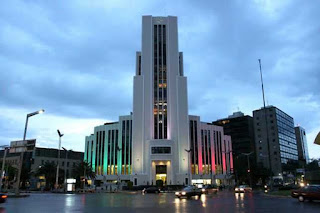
[0,194,7,203]
[291,185,320,202]
[235,185,252,193]
[175,186,202,198]
[142,186,160,194]
[201,184,218,194]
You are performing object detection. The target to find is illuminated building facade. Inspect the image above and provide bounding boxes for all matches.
[84,16,233,186]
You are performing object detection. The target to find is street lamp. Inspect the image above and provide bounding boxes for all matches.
[184,148,192,186]
[55,130,64,190]
[15,109,44,196]
[62,147,69,192]
[240,152,254,188]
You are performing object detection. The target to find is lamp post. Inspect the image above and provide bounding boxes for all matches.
[62,147,68,192]
[15,109,44,196]
[241,152,254,188]
[0,146,9,192]
[184,149,192,186]
[55,130,64,190]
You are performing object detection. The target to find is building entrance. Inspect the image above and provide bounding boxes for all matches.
[155,165,167,184]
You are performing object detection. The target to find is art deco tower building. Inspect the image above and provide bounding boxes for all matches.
[132,16,190,185]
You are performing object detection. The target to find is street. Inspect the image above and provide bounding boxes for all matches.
[0,191,319,213]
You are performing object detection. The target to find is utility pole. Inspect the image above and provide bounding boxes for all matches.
[258,59,273,189]
[55,130,64,190]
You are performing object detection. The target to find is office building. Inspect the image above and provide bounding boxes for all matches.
[295,126,310,164]
[213,112,255,183]
[253,106,298,175]
[0,144,84,190]
[84,16,233,186]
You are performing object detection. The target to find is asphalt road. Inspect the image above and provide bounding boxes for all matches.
[0,191,319,213]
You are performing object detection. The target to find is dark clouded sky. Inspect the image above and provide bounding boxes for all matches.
[1,0,319,158]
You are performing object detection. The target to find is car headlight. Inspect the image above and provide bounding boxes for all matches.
[175,192,179,195]
[264,185,267,189]
[181,192,186,195]
[235,188,239,191]
[240,188,244,191]
[201,189,205,192]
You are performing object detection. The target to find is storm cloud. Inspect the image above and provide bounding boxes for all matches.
[1,0,319,158]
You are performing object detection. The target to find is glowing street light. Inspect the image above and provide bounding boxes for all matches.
[15,109,45,196]
[55,130,64,189]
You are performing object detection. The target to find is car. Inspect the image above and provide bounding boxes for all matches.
[175,186,202,198]
[0,194,7,203]
[201,184,218,194]
[142,186,160,194]
[291,185,320,202]
[235,185,252,193]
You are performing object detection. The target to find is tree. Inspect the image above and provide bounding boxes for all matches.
[72,162,95,189]
[35,161,64,190]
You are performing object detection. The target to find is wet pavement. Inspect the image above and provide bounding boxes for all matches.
[0,191,319,213]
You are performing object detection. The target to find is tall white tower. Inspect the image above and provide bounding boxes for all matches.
[132,16,190,185]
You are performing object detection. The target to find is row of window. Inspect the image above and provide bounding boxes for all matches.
[40,160,75,167]
[153,24,168,140]
[151,147,171,154]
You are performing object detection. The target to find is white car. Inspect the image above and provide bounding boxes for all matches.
[235,185,252,193]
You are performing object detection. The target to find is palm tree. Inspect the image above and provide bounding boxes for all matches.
[72,162,95,189]
[35,161,64,190]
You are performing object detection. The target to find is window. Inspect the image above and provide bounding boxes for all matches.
[62,161,64,166]
[67,162,69,167]
[257,122,260,126]
[151,147,171,154]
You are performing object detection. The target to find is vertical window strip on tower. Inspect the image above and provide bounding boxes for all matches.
[190,121,194,174]
[201,130,205,174]
[111,130,115,175]
[126,120,130,174]
[95,132,99,174]
[86,141,89,162]
[154,24,158,139]
[107,130,111,175]
[163,25,167,139]
[122,121,125,174]
[99,131,102,174]
[115,129,119,174]
[129,120,132,174]
[208,131,212,174]
[158,24,162,139]
[91,140,93,169]
[102,131,105,174]
[153,24,167,140]
[194,121,198,174]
